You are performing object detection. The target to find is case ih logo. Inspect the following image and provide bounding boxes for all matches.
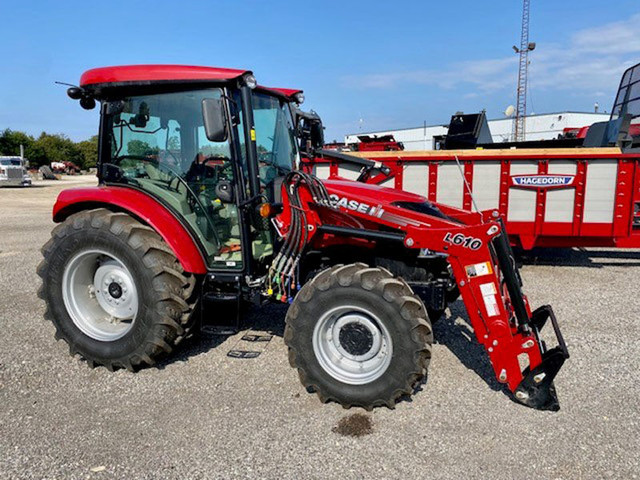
[511,174,575,189]
[329,194,385,218]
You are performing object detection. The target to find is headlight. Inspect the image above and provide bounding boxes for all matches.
[242,73,257,89]
[293,92,305,105]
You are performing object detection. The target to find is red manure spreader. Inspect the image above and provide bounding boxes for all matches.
[39,64,568,411]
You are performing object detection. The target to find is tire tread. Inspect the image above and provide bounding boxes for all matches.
[285,263,432,410]
[37,208,198,371]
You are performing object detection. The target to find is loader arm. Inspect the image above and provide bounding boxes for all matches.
[271,173,569,410]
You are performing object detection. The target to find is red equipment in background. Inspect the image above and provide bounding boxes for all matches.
[304,147,640,250]
[353,135,404,152]
[324,134,404,152]
[51,161,81,175]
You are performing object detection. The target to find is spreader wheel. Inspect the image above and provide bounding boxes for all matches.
[37,208,197,371]
[285,263,433,410]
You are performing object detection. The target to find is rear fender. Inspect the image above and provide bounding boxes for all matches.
[52,186,207,274]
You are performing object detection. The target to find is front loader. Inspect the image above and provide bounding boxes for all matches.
[38,64,568,411]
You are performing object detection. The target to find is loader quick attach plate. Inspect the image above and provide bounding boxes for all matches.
[514,305,570,411]
[514,347,566,411]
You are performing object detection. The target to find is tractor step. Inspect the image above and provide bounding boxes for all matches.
[200,274,243,334]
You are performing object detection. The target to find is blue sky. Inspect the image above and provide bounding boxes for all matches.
[1,0,639,142]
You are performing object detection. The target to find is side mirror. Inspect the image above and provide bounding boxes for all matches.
[202,98,228,142]
[294,108,324,153]
[309,118,324,149]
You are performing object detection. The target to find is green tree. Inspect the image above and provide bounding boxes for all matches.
[0,129,109,170]
[25,142,48,168]
[76,135,99,169]
[34,132,84,168]
[127,140,159,157]
[167,135,180,151]
[0,129,34,157]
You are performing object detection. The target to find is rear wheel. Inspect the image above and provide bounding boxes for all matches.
[285,263,432,409]
[37,208,197,371]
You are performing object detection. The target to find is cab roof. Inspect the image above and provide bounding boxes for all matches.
[78,65,303,102]
[80,64,250,88]
[260,87,303,100]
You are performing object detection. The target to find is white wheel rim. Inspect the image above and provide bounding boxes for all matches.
[312,305,393,385]
[62,249,138,341]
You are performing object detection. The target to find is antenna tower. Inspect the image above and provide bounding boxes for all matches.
[513,0,534,142]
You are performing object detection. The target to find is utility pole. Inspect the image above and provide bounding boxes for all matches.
[512,0,535,142]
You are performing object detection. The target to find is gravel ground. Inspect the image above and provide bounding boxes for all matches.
[0,177,639,479]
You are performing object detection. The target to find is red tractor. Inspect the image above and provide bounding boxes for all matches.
[38,65,568,411]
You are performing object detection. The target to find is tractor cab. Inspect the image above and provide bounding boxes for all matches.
[74,65,302,275]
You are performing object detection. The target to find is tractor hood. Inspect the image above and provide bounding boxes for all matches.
[322,179,427,207]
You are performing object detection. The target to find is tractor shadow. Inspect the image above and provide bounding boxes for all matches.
[155,302,289,368]
[516,247,640,268]
[245,302,288,337]
[433,300,505,395]
[155,333,228,368]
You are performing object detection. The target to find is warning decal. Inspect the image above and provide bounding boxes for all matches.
[466,261,493,278]
[479,282,500,317]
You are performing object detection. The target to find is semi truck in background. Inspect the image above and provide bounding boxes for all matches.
[0,156,32,187]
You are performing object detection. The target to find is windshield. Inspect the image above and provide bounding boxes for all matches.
[253,92,298,180]
[0,159,22,166]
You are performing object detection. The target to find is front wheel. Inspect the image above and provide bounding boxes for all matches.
[285,263,433,409]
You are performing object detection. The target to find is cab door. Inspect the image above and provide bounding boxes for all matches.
[105,88,245,270]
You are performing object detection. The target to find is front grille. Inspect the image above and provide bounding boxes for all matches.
[7,168,22,179]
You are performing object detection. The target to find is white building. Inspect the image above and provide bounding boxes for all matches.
[345,112,610,150]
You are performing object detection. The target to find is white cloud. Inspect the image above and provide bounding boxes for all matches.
[342,13,640,96]
[570,14,640,55]
[343,57,516,92]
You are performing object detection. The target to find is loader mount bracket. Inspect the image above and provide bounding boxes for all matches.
[514,347,566,411]
[514,303,569,411]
